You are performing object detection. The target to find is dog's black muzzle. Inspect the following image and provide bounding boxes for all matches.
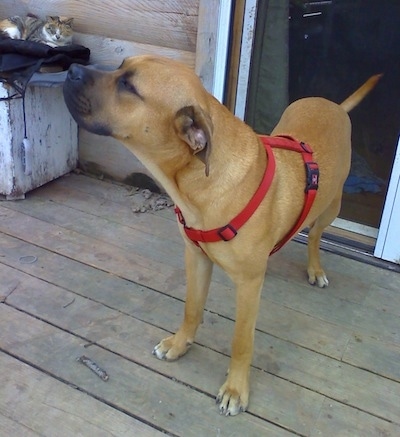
[63,64,112,136]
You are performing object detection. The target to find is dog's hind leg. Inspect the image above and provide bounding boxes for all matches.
[307,190,343,287]
[153,243,213,360]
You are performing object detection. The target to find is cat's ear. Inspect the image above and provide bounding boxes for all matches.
[64,17,74,27]
[47,16,58,22]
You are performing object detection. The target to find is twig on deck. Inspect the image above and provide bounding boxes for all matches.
[76,355,109,381]
[83,341,95,348]
[0,281,19,303]
[62,298,75,308]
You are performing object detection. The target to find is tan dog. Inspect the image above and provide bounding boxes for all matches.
[63,56,380,415]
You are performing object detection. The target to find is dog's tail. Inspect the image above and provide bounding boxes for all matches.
[340,73,383,112]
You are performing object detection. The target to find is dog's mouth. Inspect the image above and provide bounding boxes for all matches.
[63,64,112,136]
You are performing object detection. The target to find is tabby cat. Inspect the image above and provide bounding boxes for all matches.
[0,14,74,47]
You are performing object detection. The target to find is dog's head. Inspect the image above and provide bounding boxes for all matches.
[63,56,214,175]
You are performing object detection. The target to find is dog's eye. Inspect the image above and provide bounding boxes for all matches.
[118,75,138,95]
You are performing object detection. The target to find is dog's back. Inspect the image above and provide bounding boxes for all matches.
[270,74,382,229]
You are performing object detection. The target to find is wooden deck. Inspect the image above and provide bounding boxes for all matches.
[1,173,400,436]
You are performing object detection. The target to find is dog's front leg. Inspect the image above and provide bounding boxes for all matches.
[217,273,265,416]
[153,243,213,361]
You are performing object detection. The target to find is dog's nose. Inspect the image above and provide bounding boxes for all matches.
[67,64,85,82]
[67,64,101,88]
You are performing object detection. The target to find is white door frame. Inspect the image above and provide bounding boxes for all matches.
[234,0,258,119]
[375,136,400,263]
[213,0,233,102]
[196,0,232,102]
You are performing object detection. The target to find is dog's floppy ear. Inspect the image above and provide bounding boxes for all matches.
[174,105,213,176]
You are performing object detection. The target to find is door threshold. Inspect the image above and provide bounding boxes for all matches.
[294,223,400,273]
[331,218,378,239]
[327,219,377,251]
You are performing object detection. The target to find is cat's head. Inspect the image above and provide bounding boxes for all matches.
[44,16,74,46]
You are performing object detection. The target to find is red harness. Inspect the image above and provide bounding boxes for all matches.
[174,135,319,255]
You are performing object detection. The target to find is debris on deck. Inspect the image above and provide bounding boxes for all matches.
[128,188,174,213]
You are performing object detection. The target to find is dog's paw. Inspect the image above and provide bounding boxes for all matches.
[308,268,329,288]
[152,334,192,361]
[216,380,249,416]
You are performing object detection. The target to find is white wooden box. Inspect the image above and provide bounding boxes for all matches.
[0,82,78,200]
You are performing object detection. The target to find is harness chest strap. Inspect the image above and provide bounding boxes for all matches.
[175,135,319,255]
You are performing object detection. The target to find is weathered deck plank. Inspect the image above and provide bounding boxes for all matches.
[1,178,399,349]
[0,305,291,437]
[310,398,400,437]
[0,262,323,435]
[18,174,400,305]
[1,174,400,436]
[0,412,40,437]
[0,352,163,437]
[38,174,400,290]
[0,207,357,360]
[0,235,399,427]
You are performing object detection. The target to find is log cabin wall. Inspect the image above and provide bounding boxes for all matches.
[1,1,224,187]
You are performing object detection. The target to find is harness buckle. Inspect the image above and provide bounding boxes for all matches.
[305,162,319,192]
[217,224,238,241]
[300,141,313,153]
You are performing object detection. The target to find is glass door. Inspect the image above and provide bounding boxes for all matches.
[243,0,400,240]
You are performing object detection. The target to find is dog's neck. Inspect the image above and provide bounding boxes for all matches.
[124,102,267,229]
[187,136,267,230]
[127,145,201,223]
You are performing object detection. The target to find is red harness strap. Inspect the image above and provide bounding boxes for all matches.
[175,135,319,254]
[266,136,319,254]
